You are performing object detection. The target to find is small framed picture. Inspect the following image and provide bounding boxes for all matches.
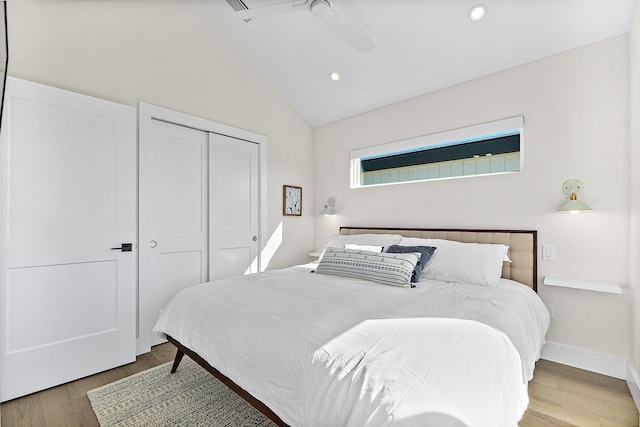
[283,185,302,216]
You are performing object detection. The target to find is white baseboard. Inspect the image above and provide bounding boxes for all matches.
[540,341,627,379]
[136,337,151,356]
[627,362,640,412]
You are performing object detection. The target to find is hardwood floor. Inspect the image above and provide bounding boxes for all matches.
[522,359,639,427]
[1,343,176,427]
[1,346,638,426]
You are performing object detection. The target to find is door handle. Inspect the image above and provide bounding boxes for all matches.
[111,243,133,252]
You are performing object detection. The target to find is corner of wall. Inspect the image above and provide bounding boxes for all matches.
[627,361,640,412]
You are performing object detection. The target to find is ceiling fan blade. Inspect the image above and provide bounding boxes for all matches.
[322,7,375,52]
[230,1,306,21]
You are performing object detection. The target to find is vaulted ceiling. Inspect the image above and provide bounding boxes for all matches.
[188,0,637,127]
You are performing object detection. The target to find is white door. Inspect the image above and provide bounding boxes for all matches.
[143,119,209,347]
[0,77,136,401]
[209,133,260,279]
[138,103,264,352]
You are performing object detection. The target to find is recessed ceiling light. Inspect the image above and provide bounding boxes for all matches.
[468,4,487,21]
[310,0,331,17]
[330,72,340,82]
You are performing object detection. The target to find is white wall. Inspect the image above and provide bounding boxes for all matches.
[6,0,315,269]
[6,0,635,366]
[630,1,640,377]
[314,36,631,359]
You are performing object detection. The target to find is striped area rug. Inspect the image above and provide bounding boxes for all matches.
[87,357,277,427]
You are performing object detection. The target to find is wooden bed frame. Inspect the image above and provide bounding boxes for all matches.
[167,335,288,426]
[167,226,538,426]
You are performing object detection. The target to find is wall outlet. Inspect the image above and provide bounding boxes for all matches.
[542,244,556,261]
[545,303,555,319]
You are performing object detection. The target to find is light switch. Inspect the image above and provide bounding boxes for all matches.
[542,245,555,261]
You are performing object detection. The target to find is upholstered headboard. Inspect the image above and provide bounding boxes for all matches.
[339,227,538,291]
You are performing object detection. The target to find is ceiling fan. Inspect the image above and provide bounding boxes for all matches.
[227,0,376,52]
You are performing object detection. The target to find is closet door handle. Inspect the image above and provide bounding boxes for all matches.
[111,243,133,252]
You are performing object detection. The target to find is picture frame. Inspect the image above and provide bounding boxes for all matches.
[283,185,302,216]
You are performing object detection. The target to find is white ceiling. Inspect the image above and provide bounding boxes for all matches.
[188,0,637,127]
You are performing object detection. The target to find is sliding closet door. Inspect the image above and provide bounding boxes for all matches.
[0,77,136,401]
[138,103,264,353]
[209,134,260,279]
[141,119,209,347]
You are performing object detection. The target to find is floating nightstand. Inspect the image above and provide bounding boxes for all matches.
[543,277,622,294]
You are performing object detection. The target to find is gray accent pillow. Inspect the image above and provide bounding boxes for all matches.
[384,245,437,282]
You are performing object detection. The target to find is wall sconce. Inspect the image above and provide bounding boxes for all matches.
[320,197,336,215]
[557,179,592,214]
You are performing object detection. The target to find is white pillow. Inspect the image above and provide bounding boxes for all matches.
[320,233,403,258]
[398,237,510,287]
[344,243,384,252]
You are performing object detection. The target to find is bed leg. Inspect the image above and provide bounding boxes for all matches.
[170,349,185,373]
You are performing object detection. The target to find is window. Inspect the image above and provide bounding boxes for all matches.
[350,116,523,188]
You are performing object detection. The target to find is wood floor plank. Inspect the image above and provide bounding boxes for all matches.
[519,409,576,427]
[522,359,639,427]
[1,347,638,427]
[532,380,635,422]
[531,369,560,389]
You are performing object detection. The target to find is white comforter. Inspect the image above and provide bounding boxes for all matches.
[153,264,549,427]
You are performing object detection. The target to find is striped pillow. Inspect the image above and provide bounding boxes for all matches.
[315,248,420,288]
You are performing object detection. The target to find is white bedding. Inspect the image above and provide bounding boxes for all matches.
[153,264,550,426]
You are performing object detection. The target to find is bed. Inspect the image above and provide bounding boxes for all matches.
[153,227,549,426]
